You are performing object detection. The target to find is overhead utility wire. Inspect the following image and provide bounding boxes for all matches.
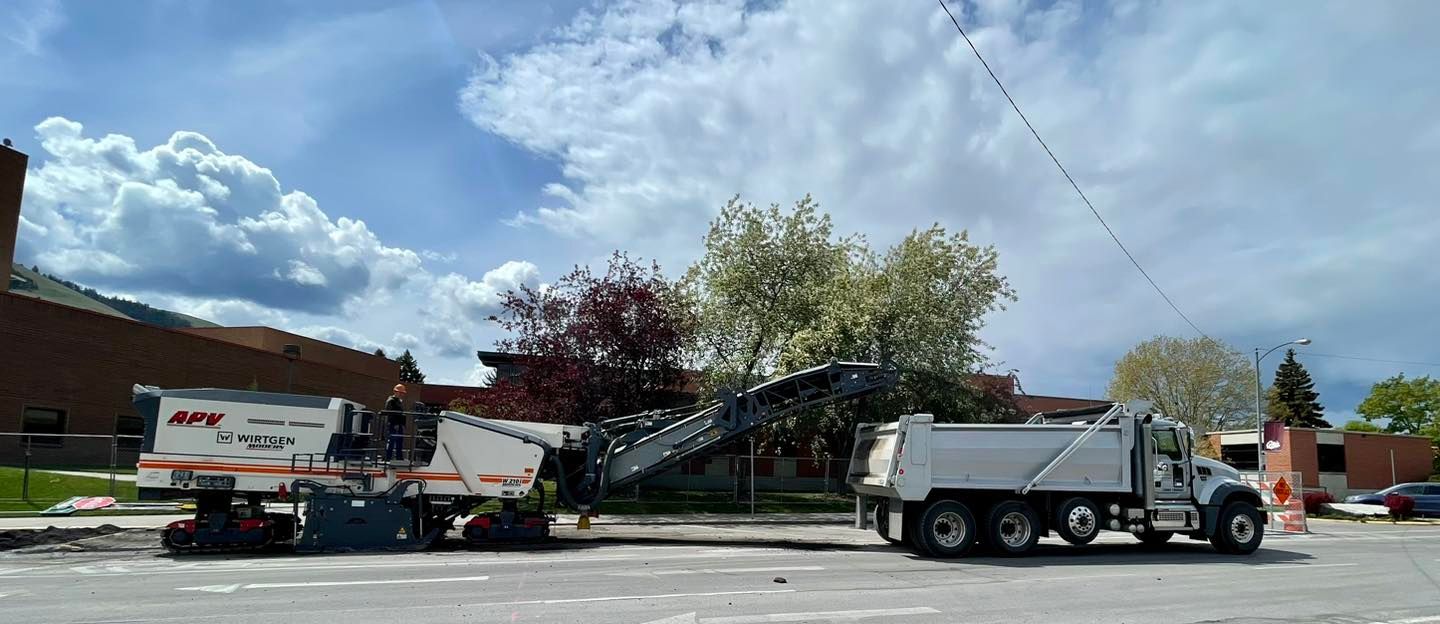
[934,0,1211,342]
[1296,352,1440,369]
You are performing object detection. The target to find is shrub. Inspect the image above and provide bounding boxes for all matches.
[1384,493,1416,519]
[1303,492,1335,515]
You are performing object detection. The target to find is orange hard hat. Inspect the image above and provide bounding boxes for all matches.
[394,384,407,393]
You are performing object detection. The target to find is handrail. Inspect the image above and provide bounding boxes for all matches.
[1018,403,1124,495]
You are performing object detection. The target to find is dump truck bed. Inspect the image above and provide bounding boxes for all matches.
[848,412,1139,501]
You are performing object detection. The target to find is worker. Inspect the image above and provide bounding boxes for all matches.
[384,384,407,461]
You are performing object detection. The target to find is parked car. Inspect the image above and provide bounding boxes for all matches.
[1344,483,1440,517]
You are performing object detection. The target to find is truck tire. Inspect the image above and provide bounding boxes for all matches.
[1137,530,1173,547]
[917,500,978,558]
[873,499,901,545]
[987,501,1041,556]
[1054,497,1101,545]
[1209,501,1264,555]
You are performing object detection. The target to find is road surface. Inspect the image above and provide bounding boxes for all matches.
[2,520,1438,623]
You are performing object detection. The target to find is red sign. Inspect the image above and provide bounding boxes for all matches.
[1272,477,1292,505]
[167,410,226,427]
[72,496,116,511]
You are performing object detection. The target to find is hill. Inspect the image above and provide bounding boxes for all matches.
[8,264,219,329]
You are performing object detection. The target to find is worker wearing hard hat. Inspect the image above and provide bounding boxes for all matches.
[384,384,407,461]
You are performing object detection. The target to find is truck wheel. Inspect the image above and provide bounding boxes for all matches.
[918,500,978,558]
[988,501,1041,556]
[873,499,901,545]
[1137,530,1173,547]
[1209,501,1264,555]
[1054,497,1101,545]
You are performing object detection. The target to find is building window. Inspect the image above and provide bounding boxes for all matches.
[1220,444,1258,471]
[115,415,144,450]
[22,407,67,447]
[1317,443,1346,473]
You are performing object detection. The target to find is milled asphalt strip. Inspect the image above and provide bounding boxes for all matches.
[704,607,942,623]
[610,566,826,577]
[460,589,797,608]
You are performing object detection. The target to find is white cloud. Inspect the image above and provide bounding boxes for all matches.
[16,117,538,384]
[459,0,1440,409]
[464,362,497,387]
[2,0,64,56]
[391,332,421,350]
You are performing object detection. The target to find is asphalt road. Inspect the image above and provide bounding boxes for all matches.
[3,520,1439,623]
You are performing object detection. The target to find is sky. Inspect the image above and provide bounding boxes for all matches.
[3,0,1438,424]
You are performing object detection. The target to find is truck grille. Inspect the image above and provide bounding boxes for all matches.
[1155,511,1186,523]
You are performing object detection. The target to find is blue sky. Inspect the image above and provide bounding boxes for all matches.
[4,0,1439,424]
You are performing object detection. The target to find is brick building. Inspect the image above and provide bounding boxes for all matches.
[1208,427,1433,497]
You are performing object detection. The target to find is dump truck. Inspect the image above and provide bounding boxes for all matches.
[847,401,1266,557]
[131,361,898,553]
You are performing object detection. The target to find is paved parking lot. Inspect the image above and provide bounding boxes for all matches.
[2,519,1439,623]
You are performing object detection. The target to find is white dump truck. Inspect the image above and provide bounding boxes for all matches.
[848,401,1266,557]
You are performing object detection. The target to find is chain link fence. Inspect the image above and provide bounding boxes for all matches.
[0,433,142,502]
[604,454,855,513]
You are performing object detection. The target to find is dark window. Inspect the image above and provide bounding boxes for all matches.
[115,415,144,450]
[1316,443,1346,473]
[1220,444,1258,471]
[1389,485,1424,496]
[22,407,67,447]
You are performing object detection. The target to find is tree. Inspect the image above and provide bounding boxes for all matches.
[1265,349,1329,427]
[1342,420,1383,432]
[477,253,694,425]
[686,197,1016,457]
[373,347,388,358]
[1357,374,1440,439]
[1107,336,1252,433]
[396,350,426,384]
[684,195,852,392]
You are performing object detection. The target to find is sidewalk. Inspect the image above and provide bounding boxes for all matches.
[39,470,138,483]
[0,511,853,531]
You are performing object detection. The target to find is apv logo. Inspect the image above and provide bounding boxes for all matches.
[167,410,226,427]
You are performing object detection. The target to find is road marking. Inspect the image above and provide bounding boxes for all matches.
[612,566,825,577]
[1367,616,1440,624]
[0,590,34,599]
[709,607,941,623]
[0,566,41,576]
[18,550,784,579]
[1255,559,1353,567]
[463,589,795,607]
[177,575,490,593]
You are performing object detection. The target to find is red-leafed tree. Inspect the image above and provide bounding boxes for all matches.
[461,253,695,425]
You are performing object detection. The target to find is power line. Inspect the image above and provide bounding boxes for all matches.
[934,0,1211,342]
[1296,352,1440,369]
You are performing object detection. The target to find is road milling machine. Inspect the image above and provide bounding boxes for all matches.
[132,361,897,553]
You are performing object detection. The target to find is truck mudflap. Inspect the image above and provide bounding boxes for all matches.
[291,479,442,553]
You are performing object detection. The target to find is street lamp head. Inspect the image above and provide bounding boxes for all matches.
[1293,338,1311,346]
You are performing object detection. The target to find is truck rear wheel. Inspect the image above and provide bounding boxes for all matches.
[987,501,1041,556]
[1054,497,1101,545]
[1209,501,1263,555]
[917,500,978,558]
[873,499,901,545]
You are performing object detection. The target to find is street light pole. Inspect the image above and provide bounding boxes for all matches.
[1254,338,1311,474]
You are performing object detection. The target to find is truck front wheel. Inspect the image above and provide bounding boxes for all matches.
[1210,501,1264,555]
[917,500,978,558]
[1054,497,1101,545]
[988,501,1041,556]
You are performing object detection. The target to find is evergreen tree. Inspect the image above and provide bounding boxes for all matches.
[396,350,426,384]
[373,347,387,358]
[1266,349,1329,427]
